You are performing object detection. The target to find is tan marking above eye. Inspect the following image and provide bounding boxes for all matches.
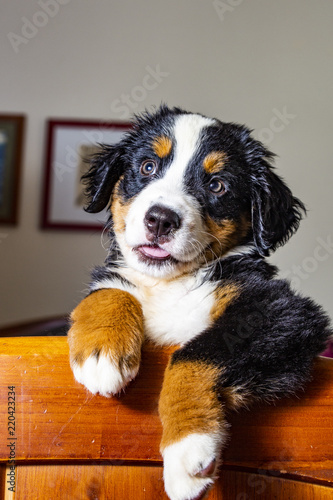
[203,151,227,174]
[152,136,173,158]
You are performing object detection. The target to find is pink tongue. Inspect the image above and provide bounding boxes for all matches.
[140,245,171,259]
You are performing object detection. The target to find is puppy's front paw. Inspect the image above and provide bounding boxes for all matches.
[162,433,222,500]
[72,348,140,397]
[68,288,144,397]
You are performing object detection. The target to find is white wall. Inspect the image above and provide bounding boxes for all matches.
[1,0,333,326]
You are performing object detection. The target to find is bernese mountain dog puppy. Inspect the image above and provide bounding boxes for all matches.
[68,105,332,500]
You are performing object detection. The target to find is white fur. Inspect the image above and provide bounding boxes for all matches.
[117,113,217,279]
[72,353,139,397]
[222,243,255,259]
[92,267,216,346]
[90,275,136,296]
[141,278,215,345]
[162,432,225,500]
[122,189,209,276]
[136,272,215,346]
[167,113,216,185]
[88,251,251,349]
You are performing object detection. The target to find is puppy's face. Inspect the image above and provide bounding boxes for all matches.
[85,107,304,279]
[111,113,253,279]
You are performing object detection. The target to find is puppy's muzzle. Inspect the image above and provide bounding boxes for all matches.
[144,205,181,243]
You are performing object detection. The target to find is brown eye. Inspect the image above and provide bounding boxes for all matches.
[140,160,157,176]
[209,178,226,195]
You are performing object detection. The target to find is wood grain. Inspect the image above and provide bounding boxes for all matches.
[8,466,333,499]
[0,336,332,488]
[15,464,167,500]
[0,337,169,463]
[217,470,333,499]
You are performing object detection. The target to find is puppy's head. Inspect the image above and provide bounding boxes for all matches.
[84,106,305,278]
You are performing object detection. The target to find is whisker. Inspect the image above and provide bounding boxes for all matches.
[197,228,224,253]
[100,223,110,251]
[191,231,224,278]
[188,239,211,269]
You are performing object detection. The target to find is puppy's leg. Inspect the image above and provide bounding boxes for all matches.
[68,288,144,397]
[159,358,227,500]
[158,278,332,500]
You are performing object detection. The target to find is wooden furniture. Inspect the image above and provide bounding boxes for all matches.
[0,336,332,499]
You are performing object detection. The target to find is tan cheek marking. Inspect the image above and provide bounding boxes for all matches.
[203,151,227,174]
[68,288,144,368]
[205,216,251,258]
[159,361,224,449]
[152,135,172,158]
[111,180,131,233]
[210,284,240,322]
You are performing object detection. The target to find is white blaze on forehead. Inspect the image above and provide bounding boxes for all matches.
[125,113,217,218]
[164,113,217,187]
[119,112,218,278]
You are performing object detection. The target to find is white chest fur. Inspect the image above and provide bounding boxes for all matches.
[138,276,215,345]
[97,268,216,346]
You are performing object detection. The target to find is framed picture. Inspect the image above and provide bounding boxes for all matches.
[41,119,131,231]
[0,114,25,225]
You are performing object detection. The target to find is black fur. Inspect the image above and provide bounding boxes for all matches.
[72,106,333,500]
[83,105,305,256]
[250,165,305,256]
[83,143,127,213]
[82,104,331,402]
[173,253,331,401]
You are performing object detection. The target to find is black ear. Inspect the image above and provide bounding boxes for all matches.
[82,144,126,213]
[251,165,305,256]
[238,129,306,256]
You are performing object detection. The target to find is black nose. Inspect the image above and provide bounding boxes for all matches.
[144,205,181,239]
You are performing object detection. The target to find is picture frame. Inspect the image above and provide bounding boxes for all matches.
[41,119,131,231]
[0,114,25,225]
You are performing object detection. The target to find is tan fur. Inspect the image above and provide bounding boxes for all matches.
[68,288,144,372]
[210,284,241,322]
[152,135,173,158]
[203,151,227,174]
[111,183,130,233]
[159,360,225,450]
[220,385,252,410]
[205,216,251,258]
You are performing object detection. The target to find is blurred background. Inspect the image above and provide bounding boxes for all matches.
[0,0,332,328]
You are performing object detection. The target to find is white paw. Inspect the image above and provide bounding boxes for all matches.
[72,354,139,397]
[162,432,223,500]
